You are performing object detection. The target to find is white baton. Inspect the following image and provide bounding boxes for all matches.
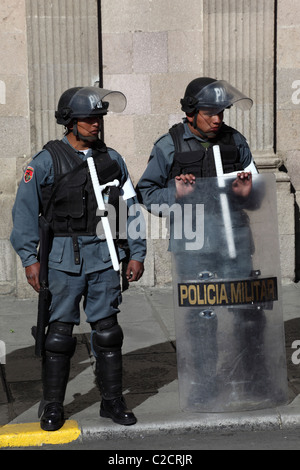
[213,145,237,259]
[87,157,120,271]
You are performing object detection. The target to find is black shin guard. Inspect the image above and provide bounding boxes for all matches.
[42,322,76,405]
[91,315,124,400]
[95,350,123,400]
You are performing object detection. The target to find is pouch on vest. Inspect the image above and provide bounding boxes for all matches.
[169,151,206,178]
[52,171,88,233]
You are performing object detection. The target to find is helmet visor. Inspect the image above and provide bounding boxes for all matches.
[69,87,127,118]
[194,80,253,113]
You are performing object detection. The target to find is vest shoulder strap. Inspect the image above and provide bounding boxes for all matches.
[43,140,83,178]
[169,123,184,153]
[169,123,201,153]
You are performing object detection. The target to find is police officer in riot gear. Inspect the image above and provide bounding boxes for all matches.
[137,77,262,405]
[137,77,256,246]
[11,86,146,431]
[137,77,256,199]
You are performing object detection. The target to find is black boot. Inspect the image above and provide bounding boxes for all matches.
[40,402,65,432]
[39,321,76,431]
[95,350,137,426]
[100,396,137,425]
[91,316,137,426]
[40,354,71,431]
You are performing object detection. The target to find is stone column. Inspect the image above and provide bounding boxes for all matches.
[0,0,31,295]
[203,0,274,152]
[203,0,295,282]
[277,0,300,281]
[26,0,99,155]
[11,0,100,297]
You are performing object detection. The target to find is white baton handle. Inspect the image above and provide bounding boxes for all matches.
[213,145,237,259]
[87,157,120,271]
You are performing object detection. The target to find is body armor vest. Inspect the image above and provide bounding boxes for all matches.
[168,123,244,179]
[41,139,122,238]
[168,124,254,257]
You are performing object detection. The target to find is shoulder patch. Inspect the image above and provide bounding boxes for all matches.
[24,166,34,183]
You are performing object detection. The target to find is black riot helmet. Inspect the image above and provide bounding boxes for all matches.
[180,77,253,115]
[55,86,127,126]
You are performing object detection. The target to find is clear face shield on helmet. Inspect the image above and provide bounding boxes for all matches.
[58,86,127,142]
[194,80,253,114]
[68,86,127,118]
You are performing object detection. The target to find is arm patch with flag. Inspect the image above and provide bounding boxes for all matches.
[24,166,34,183]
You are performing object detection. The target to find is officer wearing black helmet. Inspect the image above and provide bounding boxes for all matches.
[137,77,257,206]
[10,86,146,431]
[136,78,263,404]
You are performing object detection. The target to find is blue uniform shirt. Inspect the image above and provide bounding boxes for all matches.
[11,136,146,273]
[137,121,256,211]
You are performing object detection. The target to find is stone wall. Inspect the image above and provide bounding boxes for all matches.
[101,0,204,286]
[0,0,298,298]
[277,0,300,281]
[101,0,203,184]
[0,0,30,295]
[102,0,297,284]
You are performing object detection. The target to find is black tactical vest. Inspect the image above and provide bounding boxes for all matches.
[41,139,122,238]
[168,123,244,179]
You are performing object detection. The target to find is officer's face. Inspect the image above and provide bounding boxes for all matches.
[76,116,101,141]
[187,109,224,138]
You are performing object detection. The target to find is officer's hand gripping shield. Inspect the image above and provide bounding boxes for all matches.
[169,173,288,412]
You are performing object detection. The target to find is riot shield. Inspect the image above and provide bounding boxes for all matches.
[170,173,288,412]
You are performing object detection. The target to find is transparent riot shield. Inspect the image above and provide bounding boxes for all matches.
[170,173,288,412]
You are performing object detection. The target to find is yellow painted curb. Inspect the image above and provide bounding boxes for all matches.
[0,420,81,448]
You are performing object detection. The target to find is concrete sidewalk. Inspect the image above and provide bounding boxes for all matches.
[0,282,300,447]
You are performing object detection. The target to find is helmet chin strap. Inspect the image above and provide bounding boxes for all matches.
[192,114,213,139]
[72,121,98,142]
[192,112,220,140]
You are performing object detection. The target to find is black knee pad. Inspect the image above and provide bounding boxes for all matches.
[45,321,77,357]
[91,315,123,357]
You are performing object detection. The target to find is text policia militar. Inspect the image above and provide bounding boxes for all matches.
[178,277,278,308]
[97,200,204,249]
